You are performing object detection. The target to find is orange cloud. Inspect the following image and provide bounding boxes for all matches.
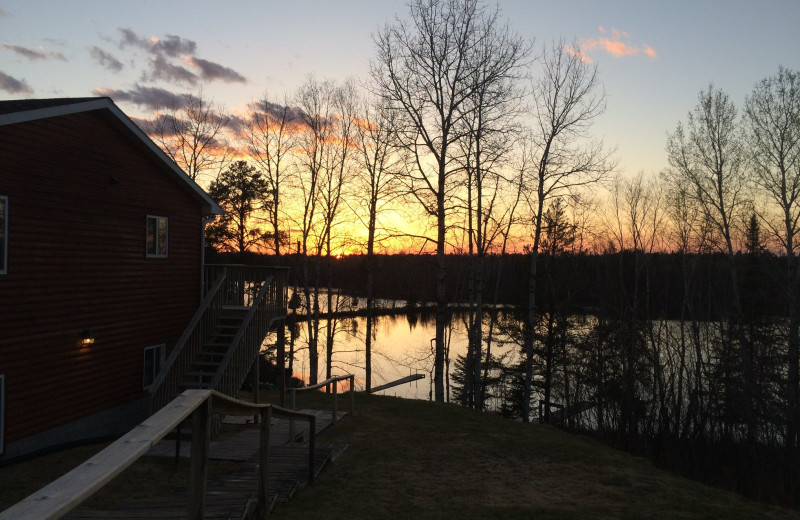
[566,44,593,64]
[571,27,657,61]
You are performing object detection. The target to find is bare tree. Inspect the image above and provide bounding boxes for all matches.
[520,39,613,421]
[372,0,526,401]
[744,66,800,448]
[352,95,401,391]
[241,92,300,256]
[666,84,755,441]
[149,90,231,185]
[293,75,338,386]
[456,9,529,410]
[319,79,359,383]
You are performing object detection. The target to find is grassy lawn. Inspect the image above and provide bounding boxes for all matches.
[278,391,800,519]
[2,390,799,519]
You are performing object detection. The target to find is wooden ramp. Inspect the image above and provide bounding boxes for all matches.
[64,410,348,520]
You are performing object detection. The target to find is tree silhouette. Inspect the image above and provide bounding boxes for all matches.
[206,160,270,261]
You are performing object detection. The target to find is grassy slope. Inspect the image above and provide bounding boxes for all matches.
[2,391,798,519]
[278,392,800,520]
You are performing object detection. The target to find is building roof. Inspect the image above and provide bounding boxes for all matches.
[0,97,223,216]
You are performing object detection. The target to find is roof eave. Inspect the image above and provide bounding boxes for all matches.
[0,98,224,217]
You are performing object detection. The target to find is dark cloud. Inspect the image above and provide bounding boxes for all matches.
[91,84,187,110]
[116,28,239,87]
[227,113,247,134]
[2,43,66,61]
[0,70,33,94]
[183,56,246,83]
[153,34,197,57]
[252,100,306,123]
[118,28,196,57]
[90,46,123,72]
[132,112,181,136]
[118,28,140,48]
[0,8,8,16]
[147,54,198,85]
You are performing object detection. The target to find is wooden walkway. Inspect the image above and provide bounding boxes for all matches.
[63,410,348,519]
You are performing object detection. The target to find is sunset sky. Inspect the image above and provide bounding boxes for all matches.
[2,0,799,181]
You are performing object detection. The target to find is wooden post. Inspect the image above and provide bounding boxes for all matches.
[349,375,355,416]
[332,381,338,425]
[258,406,271,520]
[251,357,260,424]
[188,397,211,520]
[289,388,296,441]
[308,414,316,484]
[277,319,286,407]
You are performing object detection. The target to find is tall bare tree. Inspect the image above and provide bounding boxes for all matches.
[241,92,300,256]
[294,75,338,385]
[149,90,231,185]
[352,96,401,391]
[457,8,529,410]
[372,0,527,401]
[319,79,358,383]
[520,39,613,421]
[744,66,800,448]
[666,84,754,441]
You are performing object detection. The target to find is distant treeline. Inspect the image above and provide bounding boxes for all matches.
[210,250,789,321]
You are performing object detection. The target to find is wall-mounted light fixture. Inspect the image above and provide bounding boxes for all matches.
[80,330,95,346]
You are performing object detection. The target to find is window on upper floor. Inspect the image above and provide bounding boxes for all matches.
[0,196,7,274]
[143,344,166,390]
[146,215,168,258]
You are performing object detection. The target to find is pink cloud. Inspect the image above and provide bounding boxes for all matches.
[572,28,657,61]
[566,44,593,64]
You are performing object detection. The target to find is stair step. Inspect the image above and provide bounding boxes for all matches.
[194,360,221,368]
[203,342,232,350]
[198,349,225,356]
[179,382,212,390]
[186,370,215,379]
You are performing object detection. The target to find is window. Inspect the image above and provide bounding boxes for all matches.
[0,374,5,455]
[0,196,7,274]
[146,215,168,258]
[143,344,166,389]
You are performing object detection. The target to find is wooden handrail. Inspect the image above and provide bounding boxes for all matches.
[368,374,425,393]
[0,390,316,520]
[290,375,355,427]
[210,275,273,388]
[149,271,227,408]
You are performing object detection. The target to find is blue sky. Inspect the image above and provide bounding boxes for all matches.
[2,0,799,177]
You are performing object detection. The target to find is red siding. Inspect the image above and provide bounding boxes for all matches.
[0,110,206,444]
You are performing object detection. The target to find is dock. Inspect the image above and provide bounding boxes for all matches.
[63,409,348,519]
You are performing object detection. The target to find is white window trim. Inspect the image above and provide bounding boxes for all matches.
[0,195,7,275]
[0,374,5,455]
[143,344,166,390]
[146,215,168,258]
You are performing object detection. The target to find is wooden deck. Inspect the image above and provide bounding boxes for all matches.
[63,410,348,520]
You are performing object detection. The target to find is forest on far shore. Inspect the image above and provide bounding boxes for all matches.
[215,248,792,322]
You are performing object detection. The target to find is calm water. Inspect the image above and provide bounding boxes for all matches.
[271,304,521,400]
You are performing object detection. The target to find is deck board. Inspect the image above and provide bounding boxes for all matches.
[63,409,348,520]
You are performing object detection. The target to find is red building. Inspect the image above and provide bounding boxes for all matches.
[0,98,225,460]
